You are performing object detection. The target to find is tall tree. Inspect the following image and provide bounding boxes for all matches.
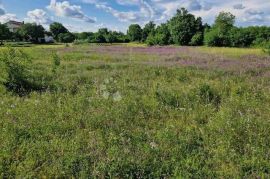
[50,22,68,41]
[168,8,203,45]
[18,23,45,43]
[127,24,142,42]
[142,21,156,42]
[204,12,235,46]
[149,23,171,46]
[0,23,11,45]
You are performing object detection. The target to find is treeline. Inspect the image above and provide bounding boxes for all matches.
[74,28,129,43]
[125,9,270,47]
[74,8,270,47]
[1,8,270,47]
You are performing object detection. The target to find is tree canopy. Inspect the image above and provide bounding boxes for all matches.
[50,22,68,41]
[168,8,203,45]
[18,23,45,43]
[127,24,142,42]
[0,23,11,45]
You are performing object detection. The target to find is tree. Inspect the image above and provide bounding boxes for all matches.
[214,12,235,31]
[98,28,109,36]
[75,32,93,40]
[146,33,156,46]
[106,32,117,43]
[50,22,68,41]
[142,21,156,42]
[18,23,45,43]
[94,33,106,43]
[205,12,235,46]
[127,24,142,42]
[147,23,171,46]
[168,8,203,45]
[58,32,75,43]
[0,23,11,45]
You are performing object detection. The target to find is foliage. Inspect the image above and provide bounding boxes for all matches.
[0,23,11,45]
[93,33,106,43]
[0,47,32,93]
[0,47,56,95]
[142,21,156,42]
[262,42,270,55]
[50,22,68,41]
[205,12,235,47]
[127,24,142,42]
[3,8,270,48]
[58,32,75,43]
[145,32,156,46]
[18,23,45,43]
[168,8,203,45]
[146,23,171,46]
[190,32,204,46]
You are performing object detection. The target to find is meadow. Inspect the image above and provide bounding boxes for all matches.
[0,44,270,178]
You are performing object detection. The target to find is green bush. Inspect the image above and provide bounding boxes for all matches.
[190,32,203,46]
[146,33,156,46]
[263,42,270,55]
[0,47,55,95]
[0,48,32,93]
[58,32,75,43]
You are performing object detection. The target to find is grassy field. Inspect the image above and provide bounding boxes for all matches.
[0,44,270,178]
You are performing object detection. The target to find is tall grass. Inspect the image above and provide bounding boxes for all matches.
[0,45,270,178]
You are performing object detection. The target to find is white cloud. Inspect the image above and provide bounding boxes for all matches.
[0,1,18,23]
[82,0,270,27]
[233,4,245,10]
[48,0,96,23]
[0,13,18,23]
[83,0,154,24]
[25,9,52,25]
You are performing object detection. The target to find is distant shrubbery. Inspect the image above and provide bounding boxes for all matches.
[74,28,130,44]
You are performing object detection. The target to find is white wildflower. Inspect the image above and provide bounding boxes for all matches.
[104,78,110,84]
[102,91,110,99]
[100,84,107,91]
[150,142,158,149]
[113,91,122,102]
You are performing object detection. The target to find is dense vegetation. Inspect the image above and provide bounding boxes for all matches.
[0,44,270,178]
[1,8,270,48]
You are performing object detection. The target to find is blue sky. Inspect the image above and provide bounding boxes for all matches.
[0,0,270,32]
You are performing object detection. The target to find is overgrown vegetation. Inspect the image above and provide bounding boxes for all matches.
[0,47,59,95]
[0,45,270,178]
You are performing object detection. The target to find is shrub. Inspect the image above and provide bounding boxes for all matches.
[190,32,203,46]
[0,48,32,93]
[204,29,220,46]
[58,32,75,43]
[0,60,8,93]
[146,33,156,46]
[0,48,54,95]
[263,42,270,55]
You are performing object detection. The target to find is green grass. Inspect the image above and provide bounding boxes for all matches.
[0,44,270,178]
[199,46,265,58]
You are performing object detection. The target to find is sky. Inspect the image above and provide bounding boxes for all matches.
[0,0,270,32]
